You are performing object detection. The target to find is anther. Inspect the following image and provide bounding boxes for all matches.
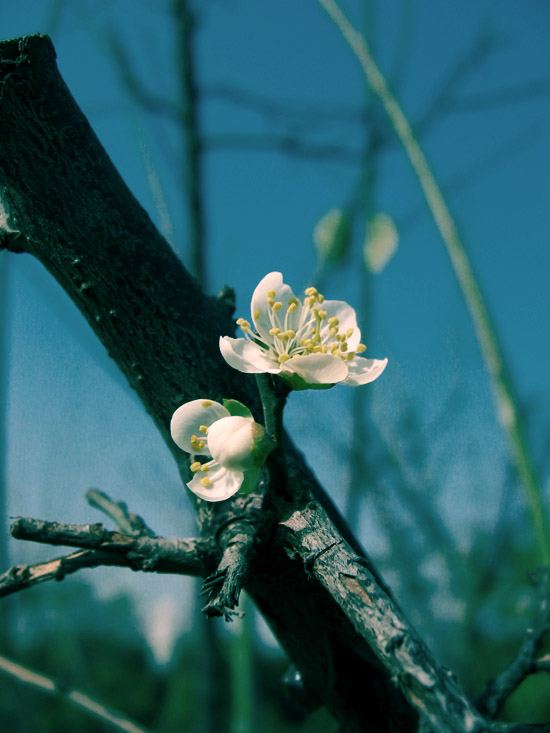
[269,327,281,336]
[199,425,209,434]
[267,289,276,299]
[278,354,291,363]
[347,352,356,360]
[190,462,202,472]
[288,302,297,313]
[305,287,318,296]
[254,308,261,320]
[285,330,296,339]
[318,310,327,319]
[340,343,348,352]
[346,328,354,338]
[272,301,283,311]
[356,343,367,353]
[200,477,213,487]
[201,400,213,407]
[200,464,210,472]
[328,317,339,327]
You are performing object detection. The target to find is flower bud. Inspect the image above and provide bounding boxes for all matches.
[207,416,269,471]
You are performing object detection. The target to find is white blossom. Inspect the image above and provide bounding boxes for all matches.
[170,399,268,502]
[220,271,387,389]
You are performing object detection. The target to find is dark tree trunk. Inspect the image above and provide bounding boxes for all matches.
[0,34,490,733]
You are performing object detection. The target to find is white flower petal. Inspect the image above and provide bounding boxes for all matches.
[343,357,388,386]
[321,300,361,349]
[170,399,229,455]
[219,336,280,374]
[250,271,303,341]
[283,353,349,385]
[187,463,244,502]
[207,415,257,471]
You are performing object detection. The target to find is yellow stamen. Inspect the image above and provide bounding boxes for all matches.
[346,328,354,338]
[200,477,213,487]
[278,354,291,363]
[318,310,327,320]
[266,289,276,299]
[317,294,325,303]
[336,333,345,342]
[269,327,281,336]
[199,425,209,434]
[237,318,251,333]
[191,435,206,451]
[329,327,338,338]
[330,343,340,354]
[285,330,296,339]
[287,302,297,313]
[340,342,348,352]
[356,343,367,353]
[321,345,328,353]
[254,308,261,320]
[347,351,356,360]
[305,287,317,296]
[201,400,212,408]
[200,464,210,472]
[190,462,202,472]
[328,317,339,327]
[272,301,283,311]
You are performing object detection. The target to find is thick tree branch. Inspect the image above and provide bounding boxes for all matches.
[0,33,537,732]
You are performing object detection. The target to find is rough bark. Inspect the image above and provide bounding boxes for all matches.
[0,33,494,732]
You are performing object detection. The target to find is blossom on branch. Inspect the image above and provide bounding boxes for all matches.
[220,271,388,390]
[170,399,271,502]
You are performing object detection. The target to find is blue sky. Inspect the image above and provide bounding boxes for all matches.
[2,0,550,623]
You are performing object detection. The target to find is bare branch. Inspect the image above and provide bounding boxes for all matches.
[0,653,149,733]
[476,569,550,719]
[6,516,215,584]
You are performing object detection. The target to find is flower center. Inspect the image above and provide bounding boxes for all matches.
[236,286,366,364]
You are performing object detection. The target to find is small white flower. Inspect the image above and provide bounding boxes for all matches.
[220,272,388,389]
[170,398,269,502]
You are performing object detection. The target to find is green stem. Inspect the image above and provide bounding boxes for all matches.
[317,0,550,564]
[228,595,254,733]
[255,375,291,500]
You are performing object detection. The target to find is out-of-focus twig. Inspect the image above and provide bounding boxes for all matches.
[317,0,550,565]
[86,488,155,536]
[0,653,149,733]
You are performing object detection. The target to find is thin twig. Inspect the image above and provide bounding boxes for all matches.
[476,569,550,719]
[86,488,155,536]
[0,653,149,733]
